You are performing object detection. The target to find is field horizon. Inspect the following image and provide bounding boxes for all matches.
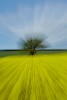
[0,49,67,58]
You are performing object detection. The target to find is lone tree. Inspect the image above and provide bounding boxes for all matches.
[20,37,48,55]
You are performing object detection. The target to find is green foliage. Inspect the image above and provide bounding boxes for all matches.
[20,37,47,55]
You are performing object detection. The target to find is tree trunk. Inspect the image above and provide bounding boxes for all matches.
[30,49,36,55]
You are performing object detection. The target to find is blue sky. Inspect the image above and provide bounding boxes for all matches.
[0,0,67,49]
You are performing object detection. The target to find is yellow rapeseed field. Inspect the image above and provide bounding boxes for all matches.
[0,53,67,100]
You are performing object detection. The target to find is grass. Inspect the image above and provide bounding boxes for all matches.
[0,50,67,58]
[0,50,28,58]
[0,52,67,100]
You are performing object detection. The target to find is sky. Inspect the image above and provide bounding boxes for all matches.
[0,0,67,49]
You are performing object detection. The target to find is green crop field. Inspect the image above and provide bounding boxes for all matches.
[0,52,67,100]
